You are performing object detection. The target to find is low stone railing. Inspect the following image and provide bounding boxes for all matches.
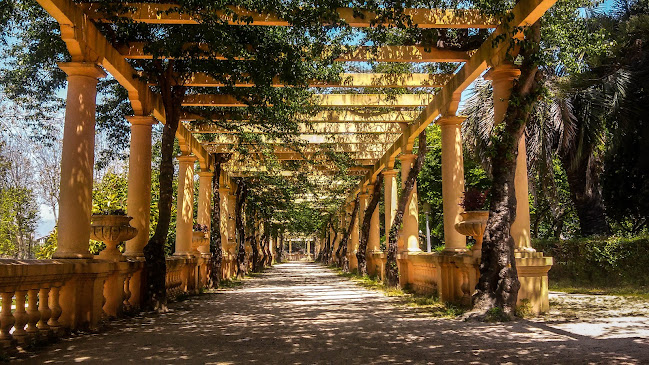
[366,249,552,313]
[0,254,213,354]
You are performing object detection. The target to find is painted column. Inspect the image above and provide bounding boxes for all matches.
[175,154,197,256]
[197,171,214,230]
[54,62,106,259]
[219,183,230,254]
[439,116,467,251]
[383,169,399,236]
[485,65,532,251]
[399,154,421,252]
[350,203,359,252]
[124,116,156,257]
[367,184,381,252]
[227,185,237,254]
[306,239,311,259]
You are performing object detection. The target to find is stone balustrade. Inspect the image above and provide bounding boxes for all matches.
[366,250,552,312]
[0,254,214,354]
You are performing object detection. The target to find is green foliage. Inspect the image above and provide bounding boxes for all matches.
[534,235,649,287]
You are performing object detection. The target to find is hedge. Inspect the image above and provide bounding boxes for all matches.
[533,236,649,287]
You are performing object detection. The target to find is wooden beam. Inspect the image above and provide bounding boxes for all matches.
[200,133,396,145]
[119,43,471,62]
[187,122,405,134]
[175,72,451,88]
[83,4,498,29]
[182,94,434,107]
[181,110,419,123]
[205,143,390,154]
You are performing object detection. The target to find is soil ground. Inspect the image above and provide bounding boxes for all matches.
[16,262,649,364]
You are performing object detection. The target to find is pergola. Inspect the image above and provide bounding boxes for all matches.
[0,0,556,344]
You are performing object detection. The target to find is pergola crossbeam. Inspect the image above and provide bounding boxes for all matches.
[82,4,498,29]
[183,94,435,108]
[119,43,471,63]
[172,72,451,88]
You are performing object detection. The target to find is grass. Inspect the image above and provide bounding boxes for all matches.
[330,265,467,318]
[550,281,649,300]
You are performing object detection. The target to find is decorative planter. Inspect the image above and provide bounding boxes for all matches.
[454,211,489,251]
[90,215,138,261]
[197,244,210,254]
[192,231,208,253]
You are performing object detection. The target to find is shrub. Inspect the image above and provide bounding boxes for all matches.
[533,236,649,287]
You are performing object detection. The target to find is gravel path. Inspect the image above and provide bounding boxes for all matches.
[17,262,649,364]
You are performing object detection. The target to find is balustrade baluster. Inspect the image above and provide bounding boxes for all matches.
[37,287,52,335]
[123,275,132,312]
[12,291,28,344]
[26,289,40,337]
[0,292,15,346]
[47,286,62,335]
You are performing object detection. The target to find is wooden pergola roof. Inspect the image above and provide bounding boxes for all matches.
[36,0,557,203]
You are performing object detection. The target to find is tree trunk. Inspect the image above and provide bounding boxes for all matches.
[357,174,383,276]
[235,181,248,279]
[278,231,284,263]
[338,196,360,272]
[328,227,338,266]
[143,61,185,311]
[263,227,272,266]
[471,21,542,319]
[208,160,222,288]
[560,154,610,236]
[249,217,261,272]
[385,132,427,287]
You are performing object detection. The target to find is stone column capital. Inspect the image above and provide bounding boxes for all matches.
[126,116,158,126]
[198,171,214,178]
[382,168,398,177]
[437,116,466,127]
[399,153,417,163]
[58,62,107,79]
[176,154,197,164]
[484,64,521,82]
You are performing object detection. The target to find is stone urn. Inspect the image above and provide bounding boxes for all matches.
[454,211,489,251]
[192,231,208,253]
[90,215,138,261]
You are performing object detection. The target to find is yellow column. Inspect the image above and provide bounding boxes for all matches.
[197,171,213,230]
[399,154,421,252]
[54,62,106,259]
[439,116,467,251]
[358,191,369,246]
[350,203,359,252]
[227,184,237,254]
[124,116,157,257]
[306,239,311,259]
[485,65,532,251]
[175,154,196,256]
[219,183,230,254]
[383,169,398,234]
[367,185,381,252]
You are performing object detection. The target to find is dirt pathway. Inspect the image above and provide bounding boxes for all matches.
[17,262,649,364]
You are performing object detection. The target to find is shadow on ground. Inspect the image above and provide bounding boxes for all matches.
[17,262,649,364]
